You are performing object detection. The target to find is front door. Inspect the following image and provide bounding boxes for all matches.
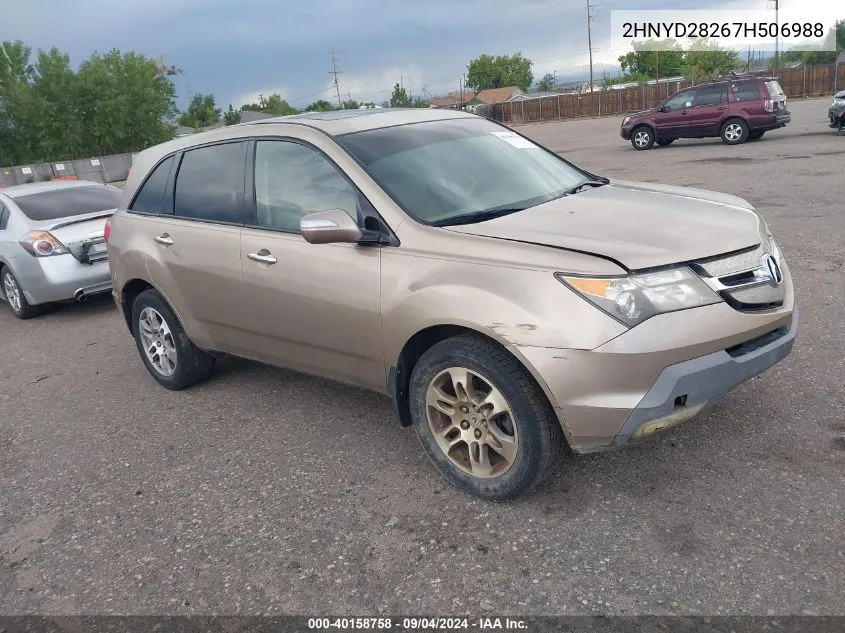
[689,84,727,136]
[238,138,384,391]
[654,89,695,137]
[141,141,248,352]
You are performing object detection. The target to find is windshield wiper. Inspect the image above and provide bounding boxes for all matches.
[432,206,526,227]
[565,177,610,195]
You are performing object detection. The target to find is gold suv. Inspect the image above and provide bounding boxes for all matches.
[107,109,797,500]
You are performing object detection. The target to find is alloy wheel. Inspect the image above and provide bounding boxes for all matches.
[634,130,651,148]
[724,123,743,142]
[425,366,519,478]
[138,307,178,377]
[2,272,22,313]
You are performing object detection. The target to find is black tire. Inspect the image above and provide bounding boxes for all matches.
[747,130,765,140]
[1,266,45,320]
[630,125,655,151]
[408,333,565,501]
[720,118,749,145]
[130,289,214,390]
[656,138,676,146]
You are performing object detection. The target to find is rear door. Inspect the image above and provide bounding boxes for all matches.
[689,84,727,136]
[137,141,249,352]
[655,89,695,137]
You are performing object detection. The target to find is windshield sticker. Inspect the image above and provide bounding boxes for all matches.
[491,131,538,149]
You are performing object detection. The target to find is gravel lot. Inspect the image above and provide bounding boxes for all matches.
[1,97,843,617]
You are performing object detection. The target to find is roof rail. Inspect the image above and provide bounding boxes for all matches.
[709,70,773,82]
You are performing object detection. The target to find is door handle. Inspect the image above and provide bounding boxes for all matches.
[154,233,174,246]
[717,106,726,111]
[247,250,278,265]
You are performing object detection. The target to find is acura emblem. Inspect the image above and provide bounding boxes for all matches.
[760,253,783,286]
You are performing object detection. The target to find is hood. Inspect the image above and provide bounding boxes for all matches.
[445,180,764,270]
[625,108,657,119]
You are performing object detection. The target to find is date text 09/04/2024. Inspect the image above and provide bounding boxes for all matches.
[307,617,528,630]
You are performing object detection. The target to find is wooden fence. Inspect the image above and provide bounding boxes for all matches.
[481,63,845,126]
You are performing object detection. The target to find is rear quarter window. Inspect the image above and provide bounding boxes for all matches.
[130,155,175,214]
[731,81,763,102]
[12,186,121,222]
[765,80,784,97]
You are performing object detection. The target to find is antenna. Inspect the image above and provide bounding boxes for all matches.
[329,46,343,109]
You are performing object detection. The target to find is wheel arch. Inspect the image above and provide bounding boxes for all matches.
[120,278,155,332]
[387,324,565,439]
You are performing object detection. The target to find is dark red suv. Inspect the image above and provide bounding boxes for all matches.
[620,75,790,150]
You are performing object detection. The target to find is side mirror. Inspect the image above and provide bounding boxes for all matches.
[659,105,669,112]
[300,209,363,245]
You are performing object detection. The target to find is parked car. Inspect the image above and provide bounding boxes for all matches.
[0,180,121,319]
[621,75,791,150]
[828,90,845,132]
[107,109,797,500]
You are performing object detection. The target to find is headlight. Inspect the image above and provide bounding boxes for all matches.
[556,267,721,327]
[622,116,631,125]
[834,98,845,106]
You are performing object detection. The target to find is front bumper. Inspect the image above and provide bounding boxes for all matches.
[829,105,845,127]
[13,254,112,305]
[620,125,633,140]
[516,290,797,453]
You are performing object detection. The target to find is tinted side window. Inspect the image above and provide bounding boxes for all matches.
[130,155,174,214]
[732,81,762,102]
[0,204,8,230]
[697,85,725,106]
[665,90,695,110]
[174,142,246,224]
[253,140,358,232]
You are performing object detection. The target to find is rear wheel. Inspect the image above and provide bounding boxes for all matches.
[408,334,565,501]
[747,130,765,140]
[1,267,44,320]
[656,138,676,146]
[631,126,655,151]
[721,118,749,145]
[131,289,215,390]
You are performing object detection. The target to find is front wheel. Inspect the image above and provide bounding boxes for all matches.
[721,119,749,145]
[131,289,215,390]
[409,334,565,501]
[630,126,655,150]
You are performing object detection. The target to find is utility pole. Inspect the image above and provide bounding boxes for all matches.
[329,46,342,109]
[587,0,595,92]
[768,0,779,71]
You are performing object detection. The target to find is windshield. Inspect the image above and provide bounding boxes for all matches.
[336,118,587,225]
[765,80,784,97]
[14,185,121,222]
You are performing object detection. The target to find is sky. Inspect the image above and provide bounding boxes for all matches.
[1,0,836,110]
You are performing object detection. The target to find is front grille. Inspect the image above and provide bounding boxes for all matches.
[726,326,789,358]
[723,283,786,310]
[694,242,766,277]
[691,237,786,313]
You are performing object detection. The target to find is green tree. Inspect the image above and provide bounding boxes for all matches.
[412,96,429,108]
[536,72,555,92]
[75,50,177,156]
[618,39,685,78]
[783,20,845,65]
[223,105,241,125]
[465,52,533,91]
[389,83,413,107]
[685,39,740,81]
[177,93,220,129]
[241,93,296,115]
[1,42,177,165]
[304,99,334,112]
[341,98,360,109]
